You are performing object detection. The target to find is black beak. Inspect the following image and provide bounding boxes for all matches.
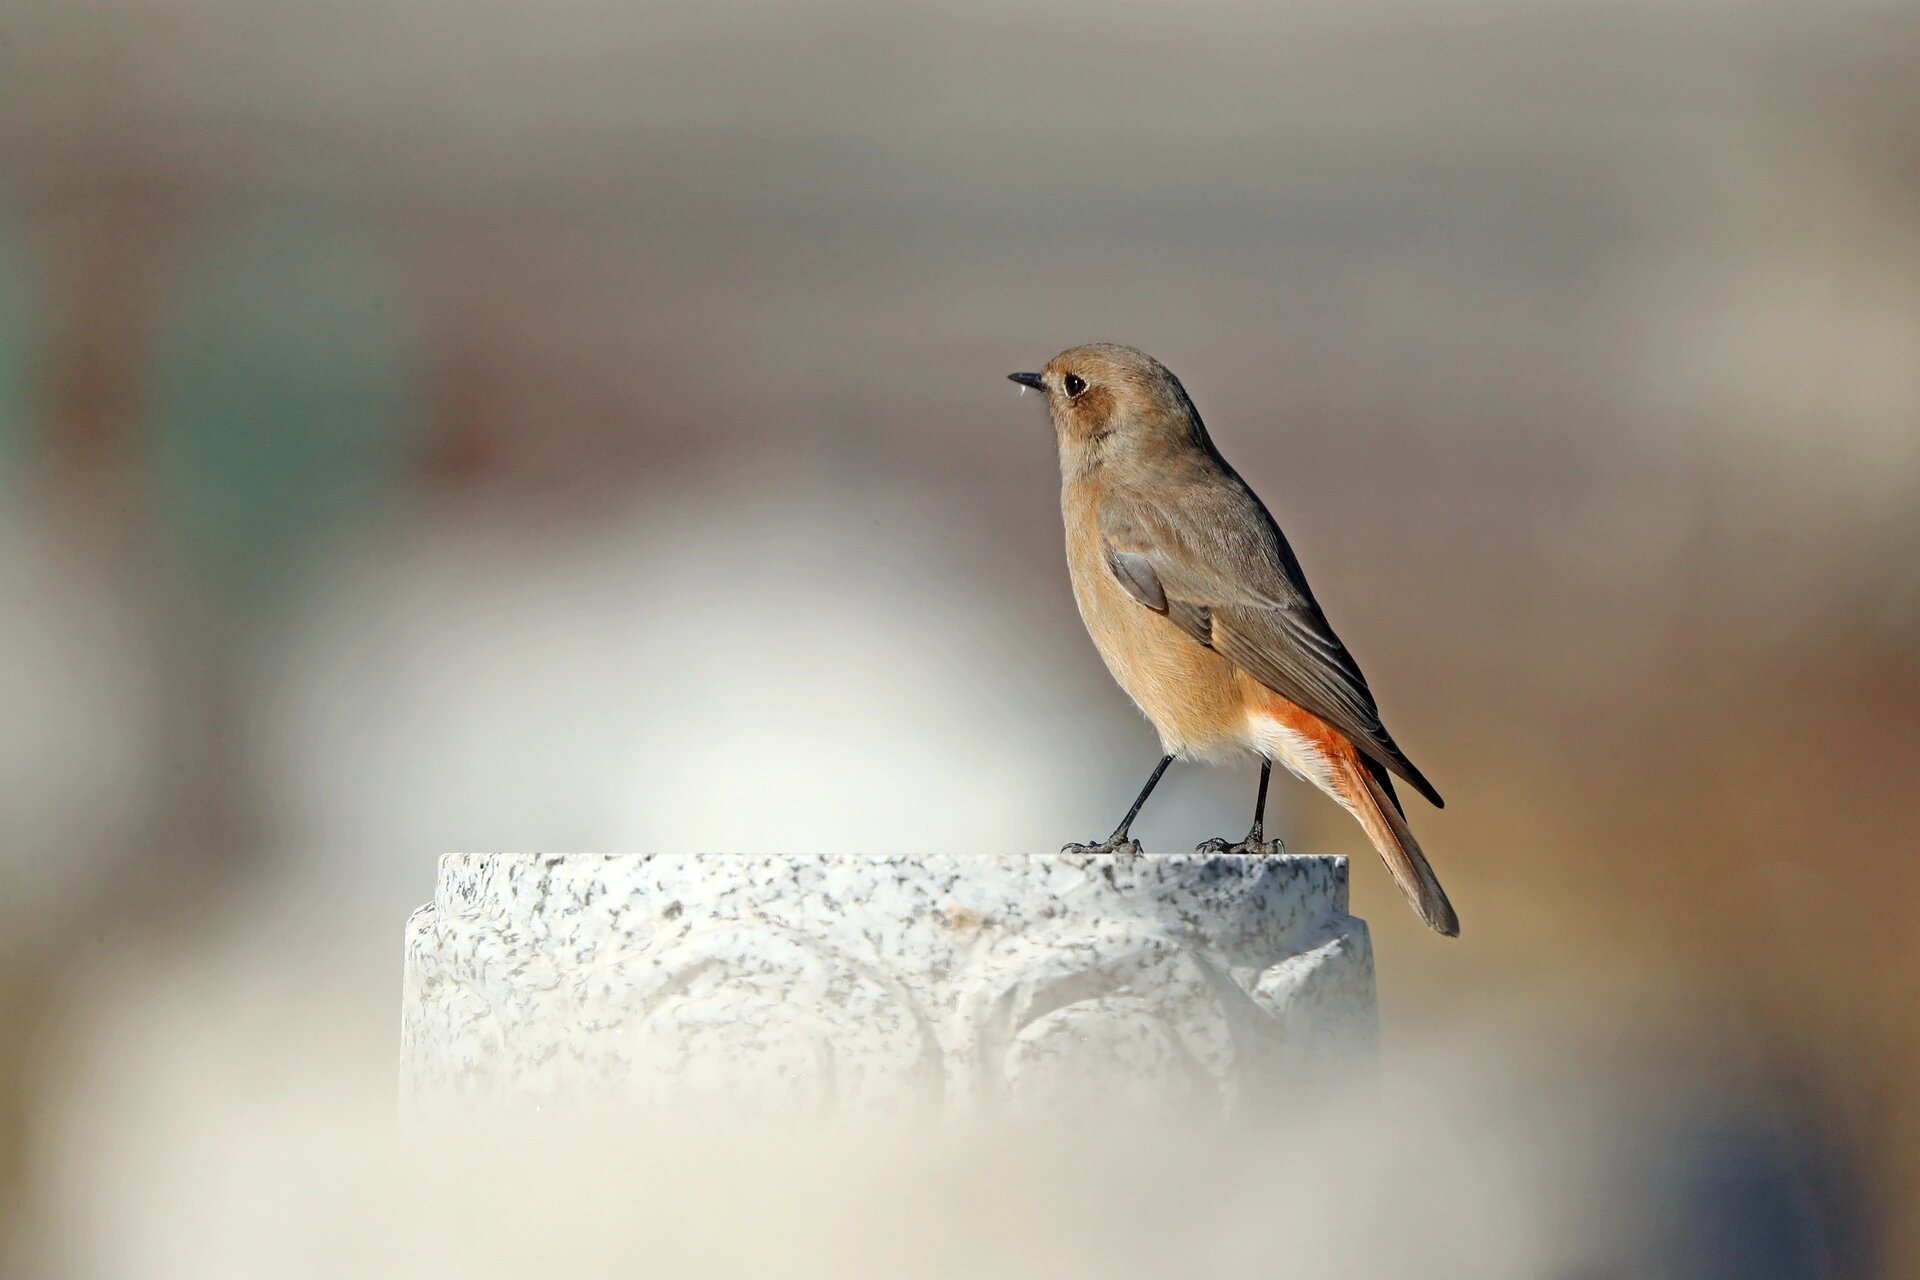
[1007,371,1045,391]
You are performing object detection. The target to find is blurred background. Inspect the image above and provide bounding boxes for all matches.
[1,0,1916,1274]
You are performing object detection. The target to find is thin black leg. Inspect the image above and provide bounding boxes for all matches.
[1245,760,1272,844]
[1108,754,1174,843]
[1197,759,1284,856]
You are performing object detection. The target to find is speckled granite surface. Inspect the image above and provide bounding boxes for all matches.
[401,852,1376,1113]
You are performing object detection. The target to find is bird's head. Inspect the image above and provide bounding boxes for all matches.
[1008,344,1205,471]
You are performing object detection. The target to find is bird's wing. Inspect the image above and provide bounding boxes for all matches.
[1099,483,1443,808]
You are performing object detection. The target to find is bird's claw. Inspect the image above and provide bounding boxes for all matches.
[1061,838,1144,858]
[1194,836,1288,856]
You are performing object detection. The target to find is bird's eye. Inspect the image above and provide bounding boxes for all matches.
[1063,373,1087,398]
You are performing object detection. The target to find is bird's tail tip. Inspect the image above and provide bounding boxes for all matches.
[1348,756,1460,938]
[1422,889,1461,938]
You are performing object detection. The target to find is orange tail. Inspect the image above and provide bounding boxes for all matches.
[1331,746,1459,937]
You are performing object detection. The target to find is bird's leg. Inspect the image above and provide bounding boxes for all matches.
[1243,758,1287,853]
[1063,754,1172,857]
[1244,757,1271,844]
[1198,760,1287,855]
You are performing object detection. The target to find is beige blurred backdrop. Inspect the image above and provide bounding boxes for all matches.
[0,0,1916,1274]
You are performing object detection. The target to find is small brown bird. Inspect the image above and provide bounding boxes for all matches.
[1010,343,1458,936]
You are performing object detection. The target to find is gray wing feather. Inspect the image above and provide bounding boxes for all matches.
[1105,548,1167,612]
[1099,485,1443,808]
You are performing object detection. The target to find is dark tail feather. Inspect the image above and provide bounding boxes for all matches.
[1345,755,1459,937]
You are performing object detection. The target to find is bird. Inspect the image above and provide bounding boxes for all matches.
[1009,343,1458,936]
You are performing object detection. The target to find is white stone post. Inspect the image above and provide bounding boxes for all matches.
[401,852,1376,1114]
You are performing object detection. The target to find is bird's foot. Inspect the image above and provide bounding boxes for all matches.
[1061,837,1145,858]
[1195,835,1288,856]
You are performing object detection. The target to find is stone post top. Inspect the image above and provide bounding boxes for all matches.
[428,849,1354,959]
[404,850,1374,1112]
